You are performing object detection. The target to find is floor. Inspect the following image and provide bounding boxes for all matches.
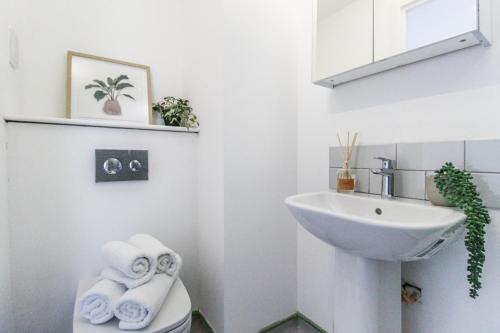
[191,313,212,333]
[265,318,320,333]
[190,315,319,333]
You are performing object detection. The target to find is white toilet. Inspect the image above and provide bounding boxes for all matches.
[156,279,192,333]
[74,278,192,333]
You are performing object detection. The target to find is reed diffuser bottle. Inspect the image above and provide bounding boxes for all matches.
[336,132,358,193]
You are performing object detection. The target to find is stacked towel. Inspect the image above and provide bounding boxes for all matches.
[128,234,180,275]
[114,254,182,330]
[78,278,126,324]
[101,241,156,288]
[79,234,182,330]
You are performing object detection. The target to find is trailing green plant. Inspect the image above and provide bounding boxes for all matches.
[152,97,199,128]
[434,162,491,298]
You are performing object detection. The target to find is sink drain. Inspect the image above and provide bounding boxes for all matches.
[375,208,383,215]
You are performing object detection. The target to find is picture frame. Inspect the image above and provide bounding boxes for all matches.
[66,51,152,124]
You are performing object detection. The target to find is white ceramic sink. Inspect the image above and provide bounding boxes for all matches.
[285,192,466,261]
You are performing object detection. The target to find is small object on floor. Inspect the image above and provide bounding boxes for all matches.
[402,282,422,305]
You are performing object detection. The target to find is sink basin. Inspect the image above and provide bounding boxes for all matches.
[285,192,466,261]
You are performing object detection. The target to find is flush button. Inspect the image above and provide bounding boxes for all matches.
[129,160,142,172]
[103,158,122,175]
[96,149,148,182]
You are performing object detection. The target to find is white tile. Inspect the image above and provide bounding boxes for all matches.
[330,168,369,193]
[466,140,500,173]
[329,168,337,189]
[354,169,369,193]
[370,170,427,199]
[369,171,382,195]
[425,171,435,201]
[472,173,500,209]
[330,144,396,169]
[329,147,344,168]
[352,144,396,169]
[397,141,464,171]
[395,170,426,200]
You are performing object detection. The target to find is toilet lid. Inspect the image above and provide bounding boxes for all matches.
[74,278,192,333]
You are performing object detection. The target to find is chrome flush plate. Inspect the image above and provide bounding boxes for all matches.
[95,149,148,182]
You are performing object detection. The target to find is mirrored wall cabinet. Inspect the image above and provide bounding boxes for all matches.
[313,0,492,88]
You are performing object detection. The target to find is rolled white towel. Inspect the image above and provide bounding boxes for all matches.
[101,266,155,289]
[114,256,182,330]
[128,234,180,275]
[101,241,156,280]
[79,279,126,324]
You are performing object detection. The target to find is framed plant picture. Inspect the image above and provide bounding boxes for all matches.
[66,51,152,124]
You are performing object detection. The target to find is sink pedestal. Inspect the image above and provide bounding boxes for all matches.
[334,249,401,333]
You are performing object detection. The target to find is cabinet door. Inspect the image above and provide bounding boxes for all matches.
[313,0,374,81]
[374,0,479,61]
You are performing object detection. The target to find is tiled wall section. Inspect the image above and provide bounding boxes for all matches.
[329,140,500,209]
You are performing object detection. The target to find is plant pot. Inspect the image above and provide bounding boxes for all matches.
[103,100,122,115]
[163,118,179,127]
[426,174,454,207]
[153,112,163,125]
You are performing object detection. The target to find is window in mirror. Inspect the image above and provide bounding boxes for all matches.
[374,0,479,61]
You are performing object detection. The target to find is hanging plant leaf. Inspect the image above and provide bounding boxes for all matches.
[106,77,115,87]
[434,162,491,298]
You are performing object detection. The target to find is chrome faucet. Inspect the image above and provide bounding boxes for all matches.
[371,157,396,199]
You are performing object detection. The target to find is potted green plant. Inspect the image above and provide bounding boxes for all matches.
[85,75,135,115]
[434,162,491,298]
[152,97,199,128]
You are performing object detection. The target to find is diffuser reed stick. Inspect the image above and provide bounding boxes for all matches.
[336,133,346,162]
[346,133,357,163]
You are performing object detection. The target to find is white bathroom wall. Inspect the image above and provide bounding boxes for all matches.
[182,2,302,332]
[0,0,14,331]
[297,1,336,330]
[222,0,300,331]
[297,0,500,331]
[9,0,185,118]
[181,0,225,331]
[7,123,199,333]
